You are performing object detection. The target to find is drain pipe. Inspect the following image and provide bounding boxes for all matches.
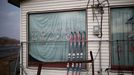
[97,5,104,75]
[20,42,23,75]
[97,41,102,75]
[20,42,28,75]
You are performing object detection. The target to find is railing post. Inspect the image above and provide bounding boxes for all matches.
[37,63,43,75]
[90,51,94,75]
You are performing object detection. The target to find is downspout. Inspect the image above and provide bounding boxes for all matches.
[97,5,104,75]
[20,42,23,75]
[20,42,28,75]
[98,41,102,75]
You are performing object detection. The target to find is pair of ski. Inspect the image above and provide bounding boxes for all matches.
[67,31,86,75]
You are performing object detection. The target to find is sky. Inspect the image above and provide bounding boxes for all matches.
[0,0,20,40]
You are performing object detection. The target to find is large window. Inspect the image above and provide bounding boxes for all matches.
[27,10,87,67]
[111,8,134,71]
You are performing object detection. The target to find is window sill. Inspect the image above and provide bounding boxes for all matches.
[111,65,134,72]
[28,60,90,70]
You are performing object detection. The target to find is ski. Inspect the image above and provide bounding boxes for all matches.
[75,31,82,75]
[73,32,77,75]
[77,31,82,75]
[78,31,86,73]
[67,32,74,75]
[74,32,78,75]
[68,31,86,75]
[82,31,86,61]
[71,32,75,75]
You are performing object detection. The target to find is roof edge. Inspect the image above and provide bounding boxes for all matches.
[8,0,24,7]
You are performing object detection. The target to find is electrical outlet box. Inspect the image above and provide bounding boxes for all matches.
[93,26,100,36]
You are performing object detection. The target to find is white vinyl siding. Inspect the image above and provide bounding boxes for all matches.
[20,0,134,75]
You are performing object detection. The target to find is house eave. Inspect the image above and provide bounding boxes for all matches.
[8,0,24,7]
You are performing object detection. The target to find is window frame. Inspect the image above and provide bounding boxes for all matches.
[26,8,88,69]
[110,7,134,71]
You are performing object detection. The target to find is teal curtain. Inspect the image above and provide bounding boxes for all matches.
[111,8,134,66]
[29,11,86,62]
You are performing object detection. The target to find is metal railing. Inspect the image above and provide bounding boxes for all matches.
[20,40,134,75]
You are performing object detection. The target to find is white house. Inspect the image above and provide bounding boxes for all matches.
[9,0,134,75]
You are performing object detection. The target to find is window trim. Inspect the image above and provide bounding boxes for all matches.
[26,8,88,69]
[110,7,134,71]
